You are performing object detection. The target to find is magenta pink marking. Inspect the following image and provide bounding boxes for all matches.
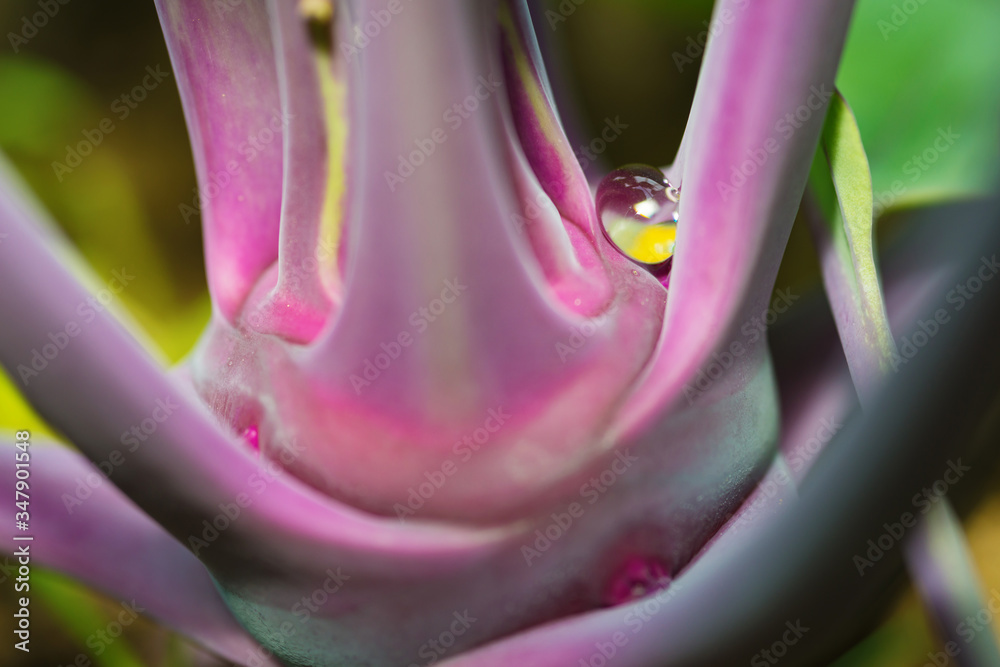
[604,555,671,606]
[240,425,260,451]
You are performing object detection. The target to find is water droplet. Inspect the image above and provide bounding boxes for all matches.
[603,555,671,606]
[596,164,679,279]
[240,425,260,452]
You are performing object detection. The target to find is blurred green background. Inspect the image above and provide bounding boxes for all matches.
[0,0,998,664]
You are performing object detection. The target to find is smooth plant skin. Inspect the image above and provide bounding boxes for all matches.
[2,0,997,666]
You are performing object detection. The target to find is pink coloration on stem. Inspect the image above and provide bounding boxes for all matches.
[155,0,282,323]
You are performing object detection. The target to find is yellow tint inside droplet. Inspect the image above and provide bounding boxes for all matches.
[299,0,334,21]
[605,218,676,264]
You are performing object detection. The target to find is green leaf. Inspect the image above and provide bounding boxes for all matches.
[813,92,1000,666]
[809,90,896,406]
[34,570,147,667]
[837,0,1000,211]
